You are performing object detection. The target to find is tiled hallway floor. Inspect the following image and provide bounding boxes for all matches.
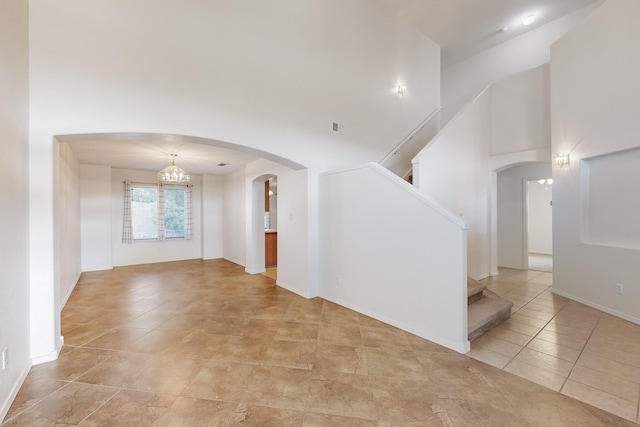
[469,268,640,423]
[2,260,637,426]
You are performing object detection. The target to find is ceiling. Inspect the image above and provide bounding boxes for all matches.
[64,1,600,175]
[374,0,600,66]
[62,136,260,176]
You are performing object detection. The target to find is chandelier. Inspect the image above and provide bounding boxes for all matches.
[157,154,190,183]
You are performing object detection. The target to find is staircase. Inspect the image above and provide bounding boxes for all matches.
[467,277,513,341]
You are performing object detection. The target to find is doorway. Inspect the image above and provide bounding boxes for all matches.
[264,177,278,280]
[526,178,553,272]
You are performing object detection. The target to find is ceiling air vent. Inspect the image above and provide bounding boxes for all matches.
[332,122,344,134]
[217,163,228,167]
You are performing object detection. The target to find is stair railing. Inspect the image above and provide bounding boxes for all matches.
[380,106,443,167]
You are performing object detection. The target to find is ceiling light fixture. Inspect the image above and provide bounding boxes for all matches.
[522,14,536,25]
[397,82,407,96]
[157,154,191,183]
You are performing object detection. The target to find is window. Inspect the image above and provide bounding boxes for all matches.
[123,181,192,243]
[131,186,158,240]
[163,187,186,239]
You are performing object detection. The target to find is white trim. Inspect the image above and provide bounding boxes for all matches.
[245,267,265,275]
[0,363,31,423]
[551,289,640,326]
[275,279,311,299]
[323,294,470,354]
[60,272,81,309]
[31,336,64,365]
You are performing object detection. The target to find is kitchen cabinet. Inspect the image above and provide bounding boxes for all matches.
[265,231,277,267]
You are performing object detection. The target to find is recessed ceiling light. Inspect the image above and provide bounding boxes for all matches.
[522,15,536,25]
[500,27,509,33]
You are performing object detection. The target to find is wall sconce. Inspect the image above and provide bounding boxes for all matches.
[554,153,570,167]
[397,82,407,96]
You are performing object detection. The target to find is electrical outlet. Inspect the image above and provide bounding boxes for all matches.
[616,283,624,295]
[1,348,7,370]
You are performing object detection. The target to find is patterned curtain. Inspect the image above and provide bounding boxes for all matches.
[185,184,193,240]
[122,180,133,243]
[157,183,165,241]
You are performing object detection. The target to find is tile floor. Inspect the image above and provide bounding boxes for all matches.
[468,267,640,423]
[2,260,637,426]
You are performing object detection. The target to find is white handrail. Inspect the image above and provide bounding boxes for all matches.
[380,106,443,165]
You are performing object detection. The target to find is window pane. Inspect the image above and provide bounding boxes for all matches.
[164,188,185,238]
[131,187,157,240]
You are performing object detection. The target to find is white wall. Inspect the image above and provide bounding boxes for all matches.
[319,163,469,353]
[222,168,247,267]
[442,2,603,126]
[491,64,551,155]
[551,0,640,323]
[202,175,224,260]
[527,180,553,255]
[497,163,552,269]
[0,1,31,420]
[415,92,491,279]
[80,164,112,271]
[415,65,552,279]
[277,169,315,298]
[28,0,442,360]
[58,144,82,306]
[110,169,202,267]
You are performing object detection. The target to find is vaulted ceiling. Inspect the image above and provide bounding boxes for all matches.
[66,0,600,175]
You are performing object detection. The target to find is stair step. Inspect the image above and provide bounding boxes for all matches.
[468,290,513,341]
[467,277,487,305]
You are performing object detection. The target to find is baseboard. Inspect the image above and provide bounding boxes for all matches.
[31,336,64,366]
[0,363,31,423]
[245,267,266,275]
[321,293,470,354]
[275,280,309,299]
[60,272,82,309]
[551,289,640,326]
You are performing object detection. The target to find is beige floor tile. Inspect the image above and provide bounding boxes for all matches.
[317,324,363,347]
[314,344,368,375]
[228,404,304,426]
[485,327,533,346]
[504,359,567,391]
[472,335,522,358]
[526,337,581,363]
[360,325,412,350]
[466,346,511,369]
[181,360,253,402]
[510,312,550,328]
[302,412,377,426]
[493,319,541,337]
[576,352,640,384]
[80,389,176,427]
[2,382,118,426]
[569,364,639,403]
[152,396,237,427]
[535,329,588,351]
[562,379,638,423]
[275,321,319,343]
[8,260,640,426]
[511,348,574,377]
[242,365,311,411]
[307,371,377,420]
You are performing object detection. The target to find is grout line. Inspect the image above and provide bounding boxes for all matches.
[557,310,603,393]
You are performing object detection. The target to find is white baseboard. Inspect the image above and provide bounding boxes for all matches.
[0,363,31,423]
[551,289,640,326]
[31,336,64,366]
[60,272,81,309]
